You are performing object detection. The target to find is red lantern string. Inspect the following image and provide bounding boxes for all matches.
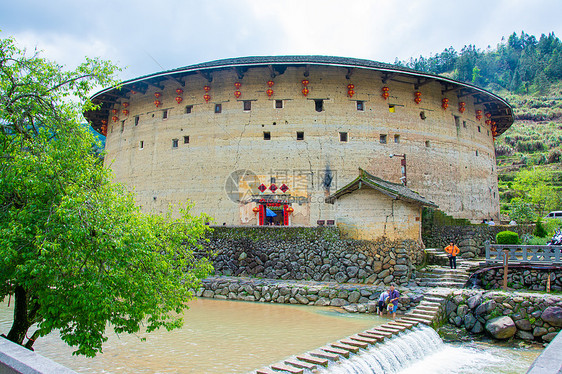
[175,96,183,104]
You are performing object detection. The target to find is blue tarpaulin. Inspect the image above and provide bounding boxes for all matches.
[266,208,277,217]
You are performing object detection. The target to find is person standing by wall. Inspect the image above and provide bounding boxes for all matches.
[387,284,400,319]
[444,242,460,269]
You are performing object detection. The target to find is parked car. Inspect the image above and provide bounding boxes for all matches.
[545,211,562,220]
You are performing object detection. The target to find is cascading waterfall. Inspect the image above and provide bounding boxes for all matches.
[319,325,445,374]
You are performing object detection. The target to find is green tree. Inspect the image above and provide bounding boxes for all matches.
[0,35,213,356]
[511,169,557,217]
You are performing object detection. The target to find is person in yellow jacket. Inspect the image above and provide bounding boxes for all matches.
[444,242,460,269]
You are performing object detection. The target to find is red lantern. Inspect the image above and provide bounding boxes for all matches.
[111,109,118,115]
[382,86,389,100]
[122,109,129,116]
[485,112,492,119]
[130,90,137,95]
[154,92,161,99]
[347,83,355,90]
[100,124,107,136]
[414,91,421,104]
[267,80,274,87]
[266,88,274,97]
[234,90,242,98]
[459,102,466,113]
[154,100,161,107]
[101,119,107,125]
[347,89,355,98]
[442,98,449,109]
[203,94,211,102]
[301,79,309,86]
[476,109,483,120]
[485,119,491,126]
[302,87,309,96]
[176,88,183,95]
[112,115,119,122]
[122,102,129,108]
[175,96,183,104]
[234,82,242,89]
[203,85,211,93]
[252,206,260,213]
[286,207,294,213]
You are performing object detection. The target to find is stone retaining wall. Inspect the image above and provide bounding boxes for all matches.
[197,276,424,314]
[204,227,423,286]
[444,290,562,343]
[477,266,562,291]
[422,224,534,258]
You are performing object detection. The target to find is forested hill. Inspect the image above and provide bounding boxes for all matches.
[395,31,562,223]
[395,31,562,95]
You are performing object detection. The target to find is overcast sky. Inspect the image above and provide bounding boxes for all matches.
[1,0,562,82]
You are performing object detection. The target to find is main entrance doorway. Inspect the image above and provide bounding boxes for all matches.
[257,202,291,226]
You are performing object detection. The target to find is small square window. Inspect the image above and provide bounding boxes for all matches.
[172,139,178,148]
[163,110,168,119]
[139,141,144,149]
[184,136,190,144]
[270,177,276,184]
[394,134,400,144]
[243,101,251,111]
[476,150,479,156]
[121,120,125,132]
[296,131,304,141]
[339,132,348,142]
[425,140,431,147]
[487,130,490,136]
[135,116,140,126]
[186,105,193,114]
[275,100,283,109]
[215,104,222,113]
[478,126,481,133]
[357,101,364,111]
[463,120,467,128]
[420,111,426,120]
[263,131,271,140]
[380,134,387,144]
[315,99,323,112]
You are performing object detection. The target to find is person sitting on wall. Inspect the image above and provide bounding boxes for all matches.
[387,284,400,320]
[444,241,460,269]
[377,290,389,316]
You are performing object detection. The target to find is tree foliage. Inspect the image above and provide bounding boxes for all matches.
[0,35,213,356]
[396,31,562,94]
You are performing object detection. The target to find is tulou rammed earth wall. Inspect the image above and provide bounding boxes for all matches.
[202,226,424,285]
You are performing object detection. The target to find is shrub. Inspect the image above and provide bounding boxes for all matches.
[496,231,519,244]
[548,148,561,163]
[534,217,548,237]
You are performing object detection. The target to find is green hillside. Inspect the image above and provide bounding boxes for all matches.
[396,32,562,222]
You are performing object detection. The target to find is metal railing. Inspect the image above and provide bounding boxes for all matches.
[485,241,562,264]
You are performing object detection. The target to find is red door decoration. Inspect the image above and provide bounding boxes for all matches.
[259,205,265,226]
[283,205,289,226]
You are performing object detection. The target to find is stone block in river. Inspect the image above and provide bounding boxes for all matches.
[485,316,516,339]
[541,306,562,327]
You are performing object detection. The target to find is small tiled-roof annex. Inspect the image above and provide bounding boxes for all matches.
[325,168,438,208]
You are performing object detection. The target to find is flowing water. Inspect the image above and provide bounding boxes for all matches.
[0,298,381,373]
[319,325,542,374]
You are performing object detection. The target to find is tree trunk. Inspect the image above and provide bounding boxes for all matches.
[6,285,31,346]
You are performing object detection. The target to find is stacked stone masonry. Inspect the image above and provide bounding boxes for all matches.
[203,227,423,285]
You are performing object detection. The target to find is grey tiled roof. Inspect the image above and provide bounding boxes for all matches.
[325,168,438,208]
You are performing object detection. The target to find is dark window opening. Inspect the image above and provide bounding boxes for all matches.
[120,120,125,132]
[478,126,481,133]
[476,150,479,156]
[263,131,271,140]
[463,120,467,128]
[454,115,460,127]
[275,100,283,109]
[215,104,222,113]
[357,101,364,111]
[394,134,400,143]
[487,130,490,136]
[186,105,193,114]
[425,140,431,147]
[172,139,178,148]
[270,177,276,184]
[163,110,168,119]
[139,141,144,149]
[184,136,190,144]
[296,131,304,140]
[243,101,251,111]
[420,111,426,120]
[135,116,140,126]
[340,132,348,142]
[380,134,387,144]
[315,99,323,112]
